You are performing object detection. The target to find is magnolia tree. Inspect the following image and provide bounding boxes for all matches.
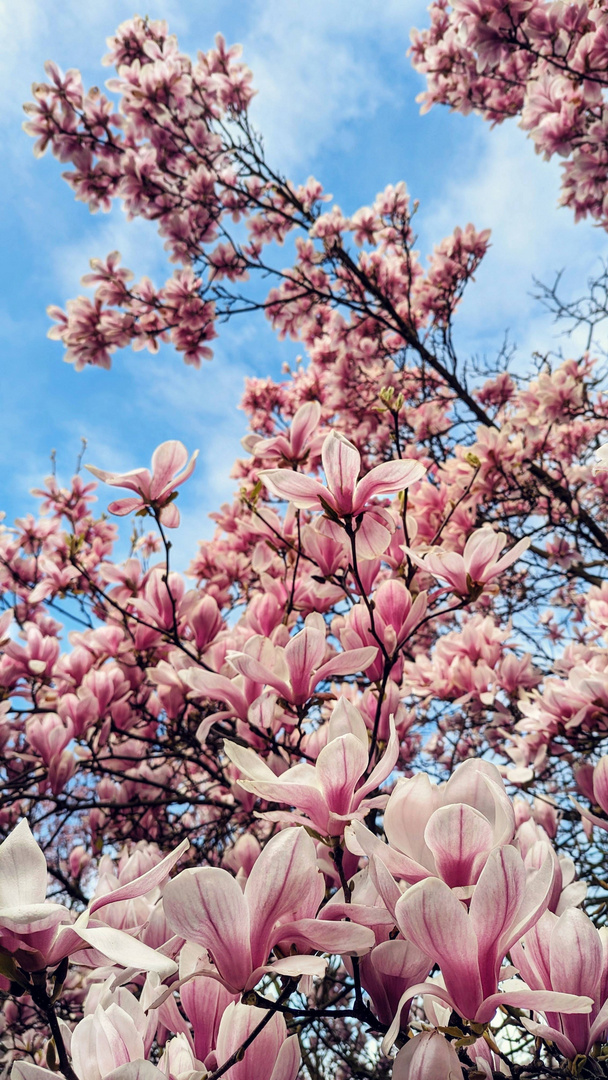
[3,6,608,1079]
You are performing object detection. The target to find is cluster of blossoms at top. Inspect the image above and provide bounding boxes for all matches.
[22,16,491,372]
[411,0,608,228]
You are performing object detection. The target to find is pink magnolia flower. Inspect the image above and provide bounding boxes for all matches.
[245,400,324,465]
[347,758,515,889]
[0,819,187,978]
[512,908,608,1059]
[406,526,530,597]
[86,441,198,527]
[224,697,399,837]
[0,820,71,970]
[382,847,592,1045]
[224,616,378,707]
[212,1002,300,1080]
[162,826,374,993]
[261,429,425,520]
[70,1000,146,1080]
[392,1031,464,1080]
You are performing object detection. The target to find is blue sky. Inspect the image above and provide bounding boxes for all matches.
[2,0,607,570]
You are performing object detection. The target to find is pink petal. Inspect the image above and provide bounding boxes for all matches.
[86,464,152,496]
[184,670,249,720]
[476,988,593,1025]
[284,626,327,702]
[316,733,368,815]
[163,868,252,991]
[260,469,334,510]
[483,536,530,582]
[353,512,393,558]
[384,774,439,871]
[74,925,178,978]
[0,820,48,908]
[226,652,291,699]
[346,819,432,884]
[355,714,399,804]
[593,756,608,815]
[315,645,378,684]
[395,877,482,1022]
[464,529,505,581]
[381,982,456,1055]
[521,1019,578,1061]
[322,431,361,513]
[159,502,180,528]
[424,804,494,888]
[105,1065,166,1080]
[500,850,555,955]
[587,996,608,1046]
[392,1031,464,1080]
[290,401,322,458]
[215,1003,284,1079]
[273,916,375,957]
[353,458,425,512]
[150,440,189,498]
[89,839,189,916]
[444,761,515,848]
[549,908,602,998]
[11,1066,65,1080]
[270,1033,301,1080]
[245,829,324,967]
[469,846,526,995]
[107,497,145,517]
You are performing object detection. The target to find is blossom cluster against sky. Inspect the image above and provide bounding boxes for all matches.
[2,0,607,568]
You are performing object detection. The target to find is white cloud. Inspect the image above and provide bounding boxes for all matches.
[243,0,430,170]
[418,119,608,363]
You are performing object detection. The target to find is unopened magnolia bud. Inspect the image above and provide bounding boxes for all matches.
[393,1032,464,1080]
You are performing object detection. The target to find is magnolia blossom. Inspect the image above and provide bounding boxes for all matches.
[224,697,398,836]
[221,615,377,708]
[512,908,608,1059]
[382,847,593,1047]
[0,819,187,977]
[261,430,425,556]
[347,758,515,889]
[87,441,198,527]
[162,827,374,993]
[244,400,324,465]
[406,527,530,597]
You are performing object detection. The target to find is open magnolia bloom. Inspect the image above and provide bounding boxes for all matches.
[223,615,378,707]
[261,430,426,516]
[405,526,530,598]
[346,758,515,890]
[224,697,399,837]
[86,440,198,527]
[0,820,187,979]
[381,847,593,1049]
[512,908,608,1059]
[261,430,425,557]
[244,399,325,466]
[162,827,374,993]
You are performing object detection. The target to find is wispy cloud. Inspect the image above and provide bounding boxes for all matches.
[418,119,608,362]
